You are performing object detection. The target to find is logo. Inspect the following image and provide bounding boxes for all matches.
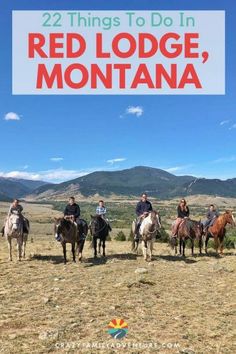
[108,319,128,339]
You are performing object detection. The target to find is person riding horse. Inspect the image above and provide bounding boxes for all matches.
[95,200,112,231]
[171,198,190,237]
[1,199,28,236]
[202,204,219,233]
[55,196,86,241]
[134,193,153,240]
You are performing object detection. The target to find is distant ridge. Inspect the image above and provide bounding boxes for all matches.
[23,166,236,201]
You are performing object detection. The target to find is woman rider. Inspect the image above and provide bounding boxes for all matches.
[172,198,190,237]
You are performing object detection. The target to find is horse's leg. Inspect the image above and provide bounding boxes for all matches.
[205,233,210,255]
[8,237,12,261]
[22,235,27,258]
[199,236,202,255]
[97,238,101,254]
[214,236,219,255]
[191,239,194,257]
[62,242,67,264]
[72,243,76,262]
[17,237,23,261]
[149,240,153,261]
[182,239,186,257]
[219,230,225,255]
[142,240,147,261]
[102,237,105,257]
[78,240,85,262]
[179,238,182,256]
[93,237,97,258]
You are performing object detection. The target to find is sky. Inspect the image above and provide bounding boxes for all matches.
[0,0,236,183]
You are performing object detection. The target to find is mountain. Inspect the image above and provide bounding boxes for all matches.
[29,166,196,200]
[28,165,236,200]
[2,166,236,202]
[0,177,48,201]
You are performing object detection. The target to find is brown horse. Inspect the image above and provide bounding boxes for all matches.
[205,211,235,255]
[54,218,88,263]
[171,219,203,257]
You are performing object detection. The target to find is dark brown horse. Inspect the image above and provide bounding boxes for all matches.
[205,211,235,255]
[54,218,88,263]
[171,219,203,257]
[89,215,110,258]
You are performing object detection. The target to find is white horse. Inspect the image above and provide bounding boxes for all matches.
[139,211,161,261]
[4,213,28,261]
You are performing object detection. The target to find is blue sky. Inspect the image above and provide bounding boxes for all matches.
[0,0,236,183]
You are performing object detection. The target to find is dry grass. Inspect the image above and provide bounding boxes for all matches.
[0,203,235,354]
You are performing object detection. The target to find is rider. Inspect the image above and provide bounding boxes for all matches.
[55,196,81,241]
[172,198,190,237]
[95,200,112,231]
[1,199,26,236]
[202,204,219,233]
[135,193,153,238]
[64,196,81,223]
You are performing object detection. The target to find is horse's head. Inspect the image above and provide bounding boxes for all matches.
[54,217,72,236]
[195,220,203,238]
[149,210,162,229]
[90,215,103,235]
[224,210,236,226]
[8,213,21,231]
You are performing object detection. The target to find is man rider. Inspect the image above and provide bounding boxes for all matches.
[134,193,153,239]
[203,204,219,233]
[64,196,80,223]
[55,196,84,241]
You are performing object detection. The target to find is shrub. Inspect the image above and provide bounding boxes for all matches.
[156,227,169,243]
[114,231,126,241]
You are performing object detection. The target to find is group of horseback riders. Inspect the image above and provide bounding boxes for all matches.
[171,198,219,238]
[2,194,220,240]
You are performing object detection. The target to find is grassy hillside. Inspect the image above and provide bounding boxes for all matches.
[0,202,235,354]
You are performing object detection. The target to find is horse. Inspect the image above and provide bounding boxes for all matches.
[22,218,30,258]
[170,218,203,257]
[54,217,88,264]
[205,211,235,255]
[139,211,161,261]
[4,213,25,261]
[89,215,110,258]
[131,211,161,255]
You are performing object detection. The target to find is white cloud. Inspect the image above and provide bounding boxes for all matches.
[229,123,236,130]
[0,168,91,183]
[50,157,64,162]
[22,165,29,170]
[165,165,193,173]
[212,156,236,164]
[4,112,21,121]
[220,120,230,126]
[107,158,126,165]
[125,106,144,117]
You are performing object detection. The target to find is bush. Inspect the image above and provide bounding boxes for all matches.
[156,227,169,243]
[114,231,126,241]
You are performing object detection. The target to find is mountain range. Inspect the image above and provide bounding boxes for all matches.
[0,177,47,201]
[1,166,235,201]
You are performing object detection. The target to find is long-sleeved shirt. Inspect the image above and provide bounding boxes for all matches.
[96,206,107,215]
[177,205,189,218]
[206,210,219,220]
[136,200,153,216]
[64,203,80,218]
